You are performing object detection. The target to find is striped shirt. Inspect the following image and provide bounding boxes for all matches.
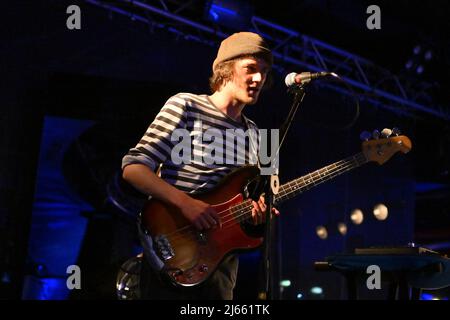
[122,92,260,193]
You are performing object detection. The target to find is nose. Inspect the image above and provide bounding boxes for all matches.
[252,72,263,83]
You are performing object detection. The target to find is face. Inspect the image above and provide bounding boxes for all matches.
[229,57,269,105]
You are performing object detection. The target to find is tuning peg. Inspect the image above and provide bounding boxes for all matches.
[360,131,371,141]
[381,128,392,138]
[372,129,380,140]
[392,127,401,136]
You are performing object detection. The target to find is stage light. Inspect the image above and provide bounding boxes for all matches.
[421,293,449,300]
[205,0,253,30]
[1,272,11,283]
[310,286,323,295]
[416,65,424,74]
[404,44,434,76]
[373,203,388,221]
[337,222,347,235]
[315,225,328,240]
[350,209,364,225]
[405,59,414,70]
[421,293,433,300]
[296,293,303,299]
[280,279,291,287]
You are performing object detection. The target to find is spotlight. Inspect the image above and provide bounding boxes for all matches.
[413,45,421,55]
[315,225,328,240]
[205,0,253,30]
[350,209,364,225]
[420,293,448,300]
[405,59,414,70]
[373,203,388,221]
[280,280,291,287]
[416,65,424,74]
[337,222,347,235]
[310,286,323,295]
[296,293,303,299]
[1,272,11,284]
[424,50,433,61]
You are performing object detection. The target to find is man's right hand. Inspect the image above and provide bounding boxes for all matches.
[122,164,221,230]
[179,197,221,230]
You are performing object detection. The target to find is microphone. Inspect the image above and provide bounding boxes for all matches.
[284,71,336,87]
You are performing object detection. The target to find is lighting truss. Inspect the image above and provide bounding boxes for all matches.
[85,0,450,121]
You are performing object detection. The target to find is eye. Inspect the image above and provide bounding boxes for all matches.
[245,65,256,72]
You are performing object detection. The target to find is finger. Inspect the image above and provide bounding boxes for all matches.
[251,207,258,225]
[260,209,266,224]
[193,220,204,230]
[257,211,262,224]
[252,203,264,224]
[209,208,222,227]
[199,217,211,230]
[272,208,280,216]
[253,200,262,213]
[204,212,218,228]
[258,199,267,212]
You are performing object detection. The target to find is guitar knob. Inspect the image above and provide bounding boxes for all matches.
[359,131,371,141]
[199,264,209,273]
[392,127,401,136]
[372,129,380,140]
[381,128,392,138]
[171,270,183,279]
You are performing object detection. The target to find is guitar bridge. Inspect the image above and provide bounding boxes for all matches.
[154,235,175,261]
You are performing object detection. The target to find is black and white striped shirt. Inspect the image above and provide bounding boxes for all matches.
[122,92,260,193]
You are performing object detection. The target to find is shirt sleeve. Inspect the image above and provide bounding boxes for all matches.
[121,94,188,172]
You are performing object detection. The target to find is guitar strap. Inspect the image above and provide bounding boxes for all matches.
[242,114,261,169]
[242,115,270,201]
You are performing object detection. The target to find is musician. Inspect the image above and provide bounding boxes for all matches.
[121,32,278,299]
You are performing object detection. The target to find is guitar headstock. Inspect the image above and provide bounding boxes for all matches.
[360,128,412,165]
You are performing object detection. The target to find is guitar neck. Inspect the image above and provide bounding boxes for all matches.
[274,152,368,205]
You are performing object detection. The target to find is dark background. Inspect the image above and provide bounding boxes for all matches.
[1,0,449,300]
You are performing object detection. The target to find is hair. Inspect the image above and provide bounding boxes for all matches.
[209,60,236,93]
[209,54,273,93]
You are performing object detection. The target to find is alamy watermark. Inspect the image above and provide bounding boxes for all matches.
[366,5,381,30]
[66,265,81,290]
[366,264,381,290]
[170,120,279,175]
[66,5,81,30]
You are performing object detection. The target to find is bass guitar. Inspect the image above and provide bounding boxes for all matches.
[141,134,412,287]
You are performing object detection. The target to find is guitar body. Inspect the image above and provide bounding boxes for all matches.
[138,134,412,288]
[140,165,263,287]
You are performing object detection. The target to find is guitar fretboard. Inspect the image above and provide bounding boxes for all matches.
[274,152,368,205]
[230,152,368,221]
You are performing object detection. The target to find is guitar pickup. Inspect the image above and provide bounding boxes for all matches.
[154,235,175,261]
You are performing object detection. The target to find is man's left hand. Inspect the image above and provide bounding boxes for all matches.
[251,196,280,225]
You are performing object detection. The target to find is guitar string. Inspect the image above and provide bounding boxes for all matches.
[164,154,366,244]
[217,154,367,226]
[163,154,366,244]
[162,154,366,244]
[160,153,364,240]
[165,159,365,246]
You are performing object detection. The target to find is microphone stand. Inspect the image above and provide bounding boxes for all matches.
[261,83,308,300]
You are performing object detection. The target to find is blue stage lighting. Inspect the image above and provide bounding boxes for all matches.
[205,0,253,30]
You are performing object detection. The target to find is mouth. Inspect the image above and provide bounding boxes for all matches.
[248,87,260,95]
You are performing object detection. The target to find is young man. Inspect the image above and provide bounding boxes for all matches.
[122,32,277,299]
